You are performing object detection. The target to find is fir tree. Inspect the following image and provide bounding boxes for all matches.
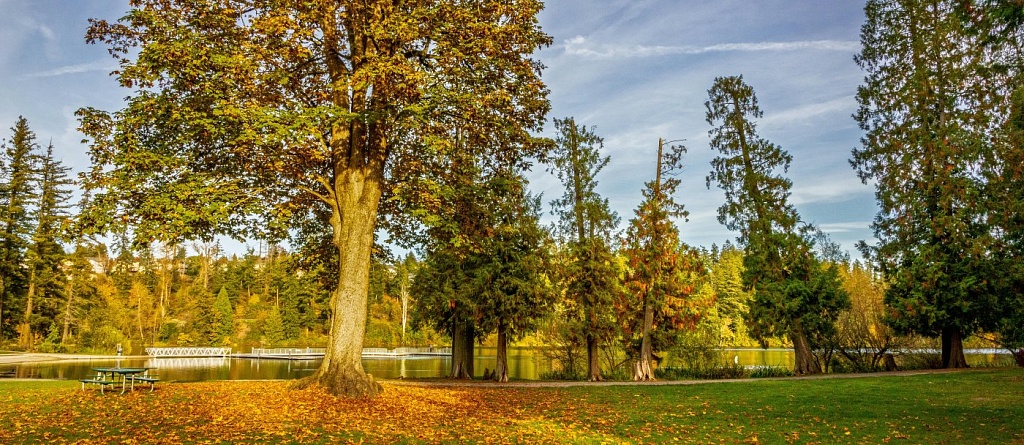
[0,117,40,340]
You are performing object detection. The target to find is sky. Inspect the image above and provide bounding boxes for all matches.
[0,0,876,257]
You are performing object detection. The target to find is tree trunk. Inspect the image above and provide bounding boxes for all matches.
[634,293,656,381]
[450,321,475,379]
[1013,348,1024,368]
[296,169,383,398]
[494,321,509,382]
[19,268,37,348]
[941,327,968,368]
[586,333,602,381]
[62,279,74,345]
[790,327,822,375]
[0,274,5,339]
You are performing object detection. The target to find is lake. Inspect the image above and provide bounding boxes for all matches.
[1,347,1014,381]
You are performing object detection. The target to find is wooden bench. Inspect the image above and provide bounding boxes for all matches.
[79,377,119,394]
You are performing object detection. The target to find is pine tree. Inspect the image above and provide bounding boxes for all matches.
[706,75,849,375]
[212,287,233,345]
[0,117,39,340]
[548,117,620,381]
[20,142,74,348]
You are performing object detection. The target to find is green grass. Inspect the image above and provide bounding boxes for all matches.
[0,369,1021,444]
[557,369,1024,444]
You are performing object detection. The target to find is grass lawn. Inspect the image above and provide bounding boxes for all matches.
[0,368,1021,444]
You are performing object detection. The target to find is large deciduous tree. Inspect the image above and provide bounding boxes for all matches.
[547,117,620,381]
[706,75,849,375]
[79,0,550,397]
[852,0,998,368]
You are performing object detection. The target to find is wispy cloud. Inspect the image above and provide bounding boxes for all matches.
[23,60,116,78]
[817,222,872,233]
[761,96,857,127]
[564,36,860,59]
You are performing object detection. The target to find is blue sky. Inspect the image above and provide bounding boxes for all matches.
[0,0,875,256]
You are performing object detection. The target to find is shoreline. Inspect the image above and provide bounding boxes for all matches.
[0,352,139,365]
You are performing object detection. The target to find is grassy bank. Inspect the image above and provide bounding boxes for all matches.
[0,369,1021,444]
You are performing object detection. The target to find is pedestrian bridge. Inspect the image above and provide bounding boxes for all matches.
[145,347,232,357]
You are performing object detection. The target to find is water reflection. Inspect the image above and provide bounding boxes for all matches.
[0,348,1013,382]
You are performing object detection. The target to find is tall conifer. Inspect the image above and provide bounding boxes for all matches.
[706,75,849,375]
[852,0,997,368]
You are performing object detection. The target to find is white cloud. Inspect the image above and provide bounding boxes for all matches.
[564,36,860,59]
[817,222,872,233]
[761,96,857,127]
[23,60,117,78]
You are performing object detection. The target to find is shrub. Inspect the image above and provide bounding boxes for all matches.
[748,365,794,378]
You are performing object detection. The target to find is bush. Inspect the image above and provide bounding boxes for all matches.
[748,365,794,378]
[540,369,583,381]
[897,352,943,370]
[654,363,749,380]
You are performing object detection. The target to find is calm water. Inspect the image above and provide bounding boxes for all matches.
[1,348,1013,381]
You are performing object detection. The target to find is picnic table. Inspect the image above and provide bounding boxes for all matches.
[80,367,159,394]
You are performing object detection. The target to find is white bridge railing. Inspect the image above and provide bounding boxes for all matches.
[251,347,326,357]
[250,347,451,357]
[145,347,231,357]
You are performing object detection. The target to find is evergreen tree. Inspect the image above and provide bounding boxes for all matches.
[620,139,706,381]
[706,75,849,375]
[547,117,620,381]
[852,0,997,368]
[0,117,40,340]
[212,287,233,345]
[20,142,74,348]
[413,247,477,378]
[472,175,554,382]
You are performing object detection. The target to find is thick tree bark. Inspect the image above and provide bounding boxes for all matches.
[297,169,383,398]
[19,268,37,347]
[790,326,822,375]
[493,321,509,382]
[450,321,475,379]
[586,333,602,381]
[634,293,656,381]
[941,327,968,368]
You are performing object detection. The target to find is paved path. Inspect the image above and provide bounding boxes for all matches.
[385,367,977,388]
